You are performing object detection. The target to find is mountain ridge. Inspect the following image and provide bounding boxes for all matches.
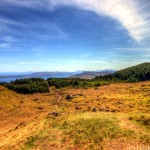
[69,70,116,79]
[0,70,116,79]
[96,62,150,82]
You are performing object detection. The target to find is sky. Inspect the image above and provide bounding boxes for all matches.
[0,0,150,72]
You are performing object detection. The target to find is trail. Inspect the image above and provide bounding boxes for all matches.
[55,91,62,105]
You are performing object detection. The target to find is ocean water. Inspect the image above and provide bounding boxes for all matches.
[0,75,70,83]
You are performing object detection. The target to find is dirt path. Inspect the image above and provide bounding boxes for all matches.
[55,91,62,105]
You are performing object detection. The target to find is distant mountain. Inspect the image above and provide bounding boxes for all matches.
[69,70,116,79]
[0,72,33,76]
[96,62,150,82]
[0,72,77,79]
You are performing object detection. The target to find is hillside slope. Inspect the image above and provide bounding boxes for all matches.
[0,81,150,150]
[96,63,150,82]
[69,70,116,79]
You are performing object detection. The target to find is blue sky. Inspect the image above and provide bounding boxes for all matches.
[0,0,150,72]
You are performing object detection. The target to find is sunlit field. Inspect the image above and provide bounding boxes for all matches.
[0,81,150,150]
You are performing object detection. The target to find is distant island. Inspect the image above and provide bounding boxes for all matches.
[69,70,116,79]
[0,70,116,82]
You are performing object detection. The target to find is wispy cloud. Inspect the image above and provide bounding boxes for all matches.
[114,47,150,52]
[50,0,150,42]
[2,36,17,42]
[2,0,149,42]
[0,43,9,49]
[0,17,26,27]
[31,24,67,40]
[0,0,149,72]
[20,61,45,65]
[71,60,107,64]
[80,53,92,59]
[0,42,20,51]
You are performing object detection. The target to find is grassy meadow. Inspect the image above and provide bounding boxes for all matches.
[0,81,150,150]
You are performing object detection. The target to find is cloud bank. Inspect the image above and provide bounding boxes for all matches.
[1,0,150,42]
[50,0,150,42]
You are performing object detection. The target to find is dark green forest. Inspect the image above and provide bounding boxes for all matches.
[1,78,106,94]
[5,78,49,94]
[95,62,150,82]
[0,62,150,94]
[47,78,106,89]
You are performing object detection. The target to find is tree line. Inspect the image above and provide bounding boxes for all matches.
[0,63,149,94]
[0,78,108,94]
[95,63,150,82]
[5,78,49,94]
[47,78,107,89]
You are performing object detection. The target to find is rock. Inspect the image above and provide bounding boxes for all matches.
[38,107,43,110]
[18,122,26,127]
[105,109,110,112]
[49,112,59,117]
[34,98,39,101]
[15,122,26,130]
[111,109,117,112]
[128,105,134,108]
[87,106,91,111]
[92,108,97,112]
[116,101,123,105]
[99,108,105,111]
[20,101,23,104]
[66,94,73,100]
[75,106,80,110]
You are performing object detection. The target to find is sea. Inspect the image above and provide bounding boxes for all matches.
[0,75,70,83]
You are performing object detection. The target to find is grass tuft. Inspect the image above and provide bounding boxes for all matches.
[25,135,38,148]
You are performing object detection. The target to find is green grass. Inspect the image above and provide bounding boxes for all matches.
[61,118,130,148]
[1,81,150,150]
[24,135,38,148]
[129,114,150,130]
[45,112,150,149]
[19,113,150,150]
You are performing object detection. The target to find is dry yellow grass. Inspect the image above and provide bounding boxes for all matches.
[62,81,150,113]
[0,81,150,150]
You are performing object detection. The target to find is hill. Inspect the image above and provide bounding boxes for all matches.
[0,71,78,80]
[96,62,150,82]
[69,70,116,79]
[0,81,150,149]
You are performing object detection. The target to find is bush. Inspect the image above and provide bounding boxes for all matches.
[6,78,49,94]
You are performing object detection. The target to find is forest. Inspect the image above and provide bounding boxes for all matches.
[0,63,150,94]
[95,62,150,82]
[4,78,49,94]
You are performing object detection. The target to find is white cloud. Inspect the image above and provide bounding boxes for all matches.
[20,61,45,65]
[71,60,107,64]
[0,42,20,51]
[0,43,9,48]
[1,0,150,42]
[114,47,150,52]
[0,17,26,27]
[49,0,150,42]
[80,53,92,59]
[2,36,17,42]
